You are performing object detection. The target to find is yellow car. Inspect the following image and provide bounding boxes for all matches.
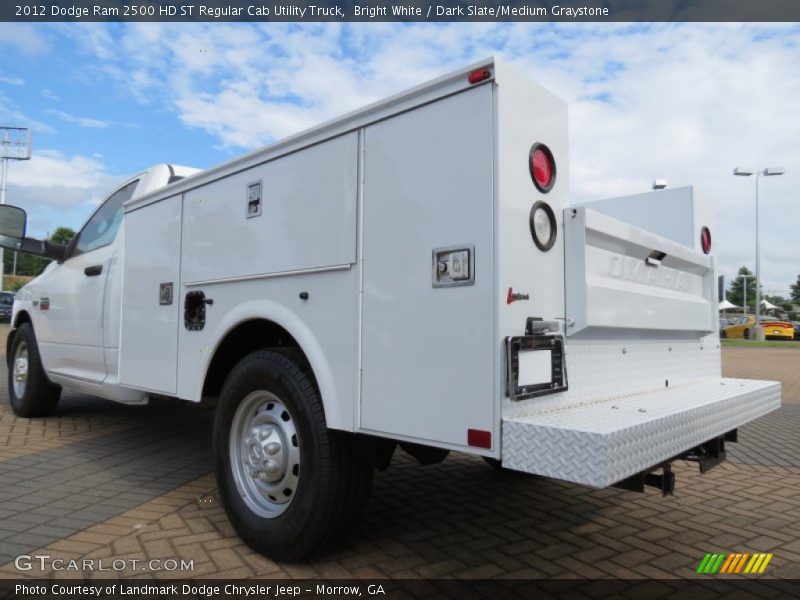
[722,315,795,340]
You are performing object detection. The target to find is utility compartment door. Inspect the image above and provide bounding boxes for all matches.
[119,195,183,394]
[360,85,496,450]
[181,133,358,284]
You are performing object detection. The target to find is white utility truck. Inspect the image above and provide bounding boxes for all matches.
[0,59,781,560]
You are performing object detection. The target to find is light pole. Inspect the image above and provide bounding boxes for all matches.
[742,274,748,316]
[0,127,32,290]
[733,166,785,341]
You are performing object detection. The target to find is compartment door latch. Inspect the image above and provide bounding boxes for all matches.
[185,291,212,331]
[432,244,475,288]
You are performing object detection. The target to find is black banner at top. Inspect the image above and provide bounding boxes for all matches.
[4,0,800,22]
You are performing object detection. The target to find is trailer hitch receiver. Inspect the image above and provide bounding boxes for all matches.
[614,463,675,496]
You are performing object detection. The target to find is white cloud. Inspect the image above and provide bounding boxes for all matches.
[19,23,800,294]
[41,88,60,101]
[9,150,110,192]
[0,23,50,56]
[0,74,24,86]
[1,148,121,237]
[45,109,111,128]
[0,93,55,135]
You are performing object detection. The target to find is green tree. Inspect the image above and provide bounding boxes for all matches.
[791,275,800,304]
[728,266,759,311]
[49,227,75,246]
[3,227,76,277]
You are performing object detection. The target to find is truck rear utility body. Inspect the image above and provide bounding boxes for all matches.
[502,192,780,486]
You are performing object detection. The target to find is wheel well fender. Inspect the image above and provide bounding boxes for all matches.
[198,300,351,432]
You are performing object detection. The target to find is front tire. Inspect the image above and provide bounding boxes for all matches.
[8,322,61,418]
[214,350,373,561]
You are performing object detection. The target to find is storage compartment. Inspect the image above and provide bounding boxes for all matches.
[359,85,496,449]
[181,132,359,285]
[119,195,183,394]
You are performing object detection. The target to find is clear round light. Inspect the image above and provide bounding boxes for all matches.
[533,206,552,245]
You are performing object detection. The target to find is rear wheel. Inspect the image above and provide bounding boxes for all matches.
[482,456,533,477]
[720,330,727,339]
[744,329,750,340]
[214,350,373,560]
[8,322,61,418]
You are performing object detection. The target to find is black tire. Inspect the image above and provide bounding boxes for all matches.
[744,329,750,340]
[482,456,504,470]
[482,456,533,477]
[720,330,727,339]
[8,322,61,418]
[214,350,373,561]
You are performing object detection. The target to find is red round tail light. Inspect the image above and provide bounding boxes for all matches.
[529,143,556,193]
[700,226,711,254]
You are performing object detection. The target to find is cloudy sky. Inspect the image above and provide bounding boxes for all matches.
[0,22,797,295]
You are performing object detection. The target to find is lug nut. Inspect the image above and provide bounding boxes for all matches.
[266,442,280,455]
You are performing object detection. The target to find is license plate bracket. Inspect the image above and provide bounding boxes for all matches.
[506,334,567,401]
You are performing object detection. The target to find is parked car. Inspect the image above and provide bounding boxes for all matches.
[722,315,794,340]
[0,291,15,323]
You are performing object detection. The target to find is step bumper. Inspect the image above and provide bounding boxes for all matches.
[502,378,781,487]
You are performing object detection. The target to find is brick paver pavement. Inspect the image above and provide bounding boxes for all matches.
[722,346,800,404]
[0,332,798,580]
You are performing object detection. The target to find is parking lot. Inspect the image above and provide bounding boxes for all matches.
[0,325,799,580]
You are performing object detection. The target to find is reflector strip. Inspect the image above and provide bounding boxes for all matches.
[467,429,491,449]
[468,69,492,84]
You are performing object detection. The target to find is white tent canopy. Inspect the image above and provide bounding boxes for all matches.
[718,299,738,310]
[761,299,779,310]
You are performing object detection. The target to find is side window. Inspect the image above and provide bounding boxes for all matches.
[72,180,138,257]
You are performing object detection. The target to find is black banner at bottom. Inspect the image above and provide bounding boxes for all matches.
[1,579,800,600]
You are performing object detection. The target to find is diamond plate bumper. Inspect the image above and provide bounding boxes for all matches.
[502,378,781,487]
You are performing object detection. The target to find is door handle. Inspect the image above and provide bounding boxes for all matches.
[84,265,103,277]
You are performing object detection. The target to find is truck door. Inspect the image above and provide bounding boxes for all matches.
[35,180,139,383]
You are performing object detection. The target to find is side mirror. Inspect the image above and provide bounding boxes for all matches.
[0,204,67,262]
[0,205,27,243]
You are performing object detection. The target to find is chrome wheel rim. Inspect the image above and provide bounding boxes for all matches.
[229,391,300,518]
[12,341,28,399]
